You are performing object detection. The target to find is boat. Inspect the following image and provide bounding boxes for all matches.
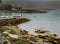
[12,14,22,18]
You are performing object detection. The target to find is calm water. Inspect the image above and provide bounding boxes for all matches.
[18,9,60,35]
[0,9,60,36]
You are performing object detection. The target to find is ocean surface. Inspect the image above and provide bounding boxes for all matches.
[0,9,60,36]
[18,9,60,36]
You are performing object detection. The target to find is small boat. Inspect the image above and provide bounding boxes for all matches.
[19,14,22,17]
[12,14,22,18]
[0,16,6,19]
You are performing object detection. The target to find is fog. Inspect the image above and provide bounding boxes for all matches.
[2,0,60,9]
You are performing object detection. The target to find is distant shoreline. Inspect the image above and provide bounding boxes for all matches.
[0,9,56,13]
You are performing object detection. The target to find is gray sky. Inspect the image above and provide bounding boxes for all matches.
[2,0,60,9]
[2,0,60,1]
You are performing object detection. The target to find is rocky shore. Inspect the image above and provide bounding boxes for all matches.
[0,18,30,26]
[0,26,60,44]
[0,18,60,44]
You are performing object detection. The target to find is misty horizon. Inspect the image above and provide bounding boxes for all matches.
[2,0,60,9]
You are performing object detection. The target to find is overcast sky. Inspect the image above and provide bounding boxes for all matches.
[2,0,60,9]
[2,0,60,2]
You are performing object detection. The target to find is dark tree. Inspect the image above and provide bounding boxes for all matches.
[0,0,2,3]
[2,4,12,10]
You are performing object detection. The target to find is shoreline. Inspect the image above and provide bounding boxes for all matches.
[0,8,56,13]
[0,17,60,44]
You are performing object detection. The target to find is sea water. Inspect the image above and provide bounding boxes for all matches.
[18,9,60,36]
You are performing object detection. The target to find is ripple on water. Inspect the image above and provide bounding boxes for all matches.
[18,10,60,36]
